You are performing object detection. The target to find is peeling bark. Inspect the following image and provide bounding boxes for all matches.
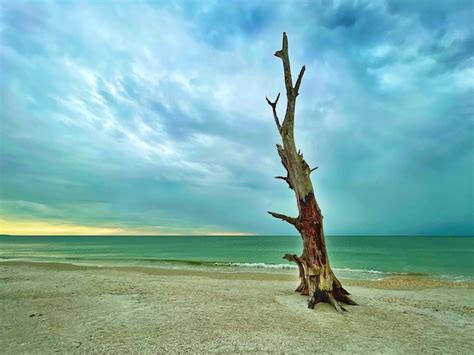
[267,33,356,312]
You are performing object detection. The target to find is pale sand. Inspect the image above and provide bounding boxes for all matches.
[0,262,472,354]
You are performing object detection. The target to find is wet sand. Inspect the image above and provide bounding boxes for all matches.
[1,261,472,353]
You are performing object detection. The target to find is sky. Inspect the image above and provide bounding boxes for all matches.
[0,0,473,236]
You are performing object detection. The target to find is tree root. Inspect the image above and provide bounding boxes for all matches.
[332,287,358,306]
[307,288,355,313]
[328,294,346,314]
[284,253,357,313]
[283,254,309,295]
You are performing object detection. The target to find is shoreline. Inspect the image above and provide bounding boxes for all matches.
[1,259,472,286]
[2,235,472,283]
[1,261,472,353]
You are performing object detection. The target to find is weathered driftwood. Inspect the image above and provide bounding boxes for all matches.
[267,33,356,313]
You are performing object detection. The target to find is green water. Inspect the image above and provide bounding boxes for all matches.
[0,236,472,280]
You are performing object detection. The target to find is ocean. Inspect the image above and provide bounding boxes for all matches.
[0,236,472,281]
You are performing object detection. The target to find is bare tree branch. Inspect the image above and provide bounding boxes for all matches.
[294,65,306,97]
[265,93,282,133]
[274,175,292,189]
[310,166,318,174]
[267,211,299,226]
[274,32,293,99]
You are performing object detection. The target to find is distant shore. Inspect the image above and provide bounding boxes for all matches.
[1,261,472,353]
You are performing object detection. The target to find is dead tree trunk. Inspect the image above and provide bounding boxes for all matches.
[267,33,356,313]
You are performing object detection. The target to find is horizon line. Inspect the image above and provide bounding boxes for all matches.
[2,234,473,237]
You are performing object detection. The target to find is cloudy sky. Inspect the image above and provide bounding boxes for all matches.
[1,0,472,235]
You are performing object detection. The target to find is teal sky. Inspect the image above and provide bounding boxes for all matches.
[0,0,473,235]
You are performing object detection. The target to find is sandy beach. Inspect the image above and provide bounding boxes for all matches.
[1,261,472,354]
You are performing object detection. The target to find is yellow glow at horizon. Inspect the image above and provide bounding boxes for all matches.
[208,232,255,236]
[0,219,130,235]
[0,219,255,236]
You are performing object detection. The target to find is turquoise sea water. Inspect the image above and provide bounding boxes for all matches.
[0,236,473,280]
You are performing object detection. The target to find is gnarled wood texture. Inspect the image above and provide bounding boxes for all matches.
[267,33,356,313]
